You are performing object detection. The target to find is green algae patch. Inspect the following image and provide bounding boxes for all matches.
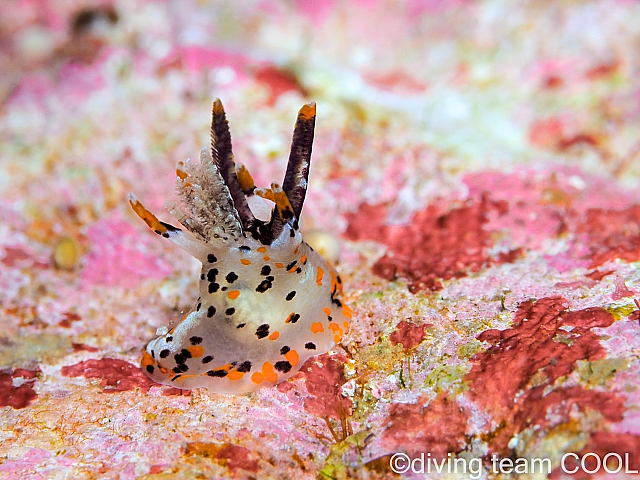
[458,339,484,358]
[424,363,469,394]
[577,358,628,387]
[0,333,71,368]
[606,304,637,321]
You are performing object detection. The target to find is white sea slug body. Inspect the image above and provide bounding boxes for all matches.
[130,100,352,393]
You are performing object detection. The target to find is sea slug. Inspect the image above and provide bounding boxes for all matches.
[129,99,351,393]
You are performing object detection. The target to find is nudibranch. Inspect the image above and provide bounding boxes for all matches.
[129,99,352,393]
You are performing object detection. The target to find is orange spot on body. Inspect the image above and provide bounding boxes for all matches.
[334,335,341,343]
[228,290,240,299]
[311,322,324,333]
[176,168,188,180]
[285,312,295,323]
[141,352,153,367]
[285,350,299,366]
[251,372,264,384]
[262,362,277,383]
[228,371,244,380]
[188,346,204,357]
[343,321,350,328]
[264,256,270,261]
[323,307,332,316]
[241,259,251,265]
[257,247,266,253]
[269,331,280,340]
[301,254,307,264]
[316,267,324,286]
[275,263,284,268]
[342,305,353,319]
[329,322,340,332]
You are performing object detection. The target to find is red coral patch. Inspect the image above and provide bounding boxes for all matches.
[576,206,640,268]
[71,342,99,352]
[185,442,259,474]
[215,444,260,474]
[280,353,353,420]
[0,368,39,409]
[467,297,621,453]
[61,358,157,393]
[254,65,306,104]
[381,394,469,458]
[344,196,508,292]
[389,320,431,351]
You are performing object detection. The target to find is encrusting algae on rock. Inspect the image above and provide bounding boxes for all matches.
[129,99,352,393]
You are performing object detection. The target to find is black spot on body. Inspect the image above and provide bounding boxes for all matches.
[256,280,272,293]
[151,350,155,359]
[237,323,246,328]
[289,313,300,324]
[222,286,227,291]
[256,324,270,339]
[207,305,216,317]
[333,298,342,307]
[201,274,205,280]
[207,369,228,377]
[286,291,296,301]
[237,361,252,373]
[190,336,202,345]
[207,268,219,282]
[146,365,154,374]
[226,272,238,283]
[196,303,201,311]
[280,346,290,355]
[260,265,271,276]
[171,375,181,381]
[296,267,302,274]
[305,342,316,350]
[173,364,189,373]
[274,361,292,373]
[226,307,235,316]
[209,283,220,293]
[208,254,217,263]
[162,233,170,238]
[160,349,170,358]
[174,353,186,364]
[286,261,297,270]
[166,336,173,342]
[266,276,274,281]
[239,246,251,252]
[202,356,214,364]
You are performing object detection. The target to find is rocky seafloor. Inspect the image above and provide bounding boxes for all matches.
[2,1,640,479]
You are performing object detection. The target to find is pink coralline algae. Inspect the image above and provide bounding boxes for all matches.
[61,358,158,393]
[344,197,512,292]
[381,393,469,458]
[81,214,172,289]
[389,320,431,351]
[0,368,40,409]
[467,297,623,453]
